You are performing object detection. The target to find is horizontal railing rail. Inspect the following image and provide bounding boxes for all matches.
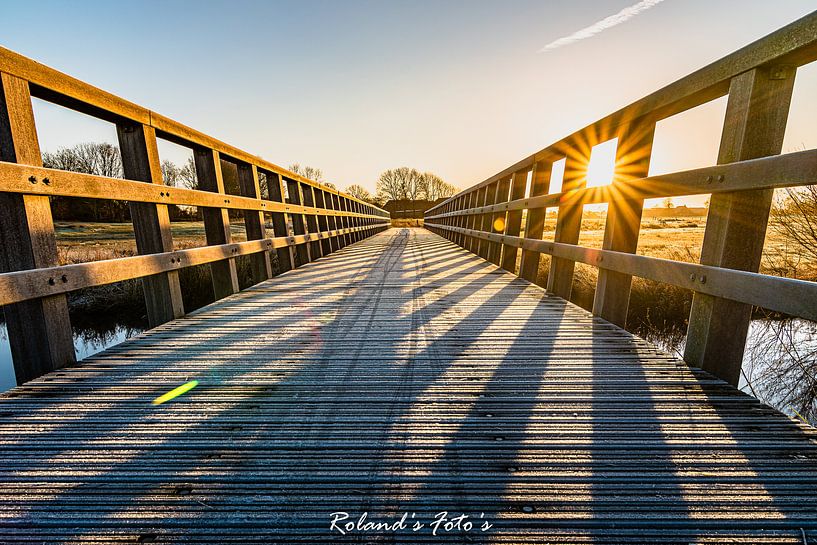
[426,10,817,387]
[0,47,389,384]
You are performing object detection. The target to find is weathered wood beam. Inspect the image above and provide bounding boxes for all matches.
[117,122,185,327]
[500,169,529,273]
[518,159,552,285]
[0,72,75,384]
[685,65,796,386]
[592,122,656,327]
[193,148,239,298]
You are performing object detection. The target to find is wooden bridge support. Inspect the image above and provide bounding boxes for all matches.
[267,172,296,273]
[500,169,529,272]
[592,122,656,327]
[117,123,186,327]
[547,147,588,299]
[685,66,796,385]
[194,148,240,299]
[0,73,75,383]
[285,177,311,266]
[237,163,273,284]
[519,159,552,284]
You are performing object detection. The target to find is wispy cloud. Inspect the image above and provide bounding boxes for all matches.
[540,0,667,52]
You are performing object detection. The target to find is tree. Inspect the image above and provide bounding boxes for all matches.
[662,197,675,209]
[161,160,180,187]
[422,172,457,200]
[346,184,372,202]
[289,163,324,183]
[376,167,455,202]
[42,142,127,221]
[177,157,198,190]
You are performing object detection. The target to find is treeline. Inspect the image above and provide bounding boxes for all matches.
[42,142,454,221]
[343,168,457,206]
[43,142,199,222]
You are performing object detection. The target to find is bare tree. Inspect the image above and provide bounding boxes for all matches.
[289,163,324,183]
[422,172,457,200]
[178,157,198,190]
[161,160,180,187]
[377,167,455,202]
[771,186,817,266]
[377,168,407,201]
[43,142,123,178]
[346,184,372,202]
[42,142,125,221]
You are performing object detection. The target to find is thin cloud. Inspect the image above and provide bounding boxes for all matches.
[540,0,666,52]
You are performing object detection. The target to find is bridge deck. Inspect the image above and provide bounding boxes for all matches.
[1,228,816,543]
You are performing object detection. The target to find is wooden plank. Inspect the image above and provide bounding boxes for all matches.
[193,148,239,298]
[0,72,75,384]
[685,66,796,386]
[500,169,529,272]
[433,224,817,322]
[236,162,273,284]
[117,123,185,327]
[592,122,656,327]
[0,161,385,218]
[1,229,815,543]
[0,225,378,306]
[518,159,552,285]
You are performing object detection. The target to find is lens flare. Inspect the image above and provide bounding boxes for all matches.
[152,380,199,406]
[493,217,506,232]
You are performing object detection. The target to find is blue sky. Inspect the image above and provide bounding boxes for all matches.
[2,0,816,202]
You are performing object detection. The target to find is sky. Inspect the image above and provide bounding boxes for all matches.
[2,0,816,207]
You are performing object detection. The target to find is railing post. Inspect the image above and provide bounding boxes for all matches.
[456,196,467,248]
[519,159,552,284]
[471,187,488,256]
[477,183,497,260]
[592,122,656,326]
[500,169,529,272]
[684,66,796,385]
[236,162,273,283]
[0,72,75,383]
[314,189,332,255]
[547,148,588,299]
[117,123,185,327]
[193,148,239,298]
[301,184,323,259]
[332,194,347,248]
[285,177,311,266]
[488,176,511,266]
[267,171,295,273]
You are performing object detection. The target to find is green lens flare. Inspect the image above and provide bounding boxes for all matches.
[152,380,199,406]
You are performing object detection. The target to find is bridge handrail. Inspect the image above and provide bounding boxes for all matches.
[425,11,817,386]
[0,47,389,384]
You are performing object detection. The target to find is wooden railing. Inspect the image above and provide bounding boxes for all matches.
[425,11,817,386]
[0,47,389,384]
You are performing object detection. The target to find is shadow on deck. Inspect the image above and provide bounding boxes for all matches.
[0,228,816,544]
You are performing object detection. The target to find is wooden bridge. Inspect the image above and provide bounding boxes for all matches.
[1,12,817,545]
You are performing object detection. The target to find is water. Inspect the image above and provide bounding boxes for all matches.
[0,323,142,392]
[647,318,816,424]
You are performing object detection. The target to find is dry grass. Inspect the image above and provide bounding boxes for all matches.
[391,218,423,227]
